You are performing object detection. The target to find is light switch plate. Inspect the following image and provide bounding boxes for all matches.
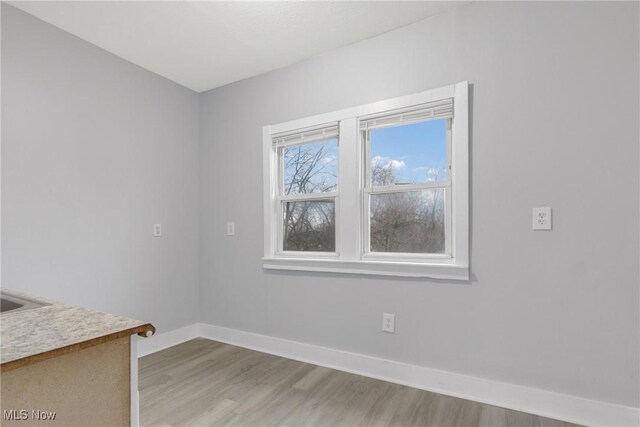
[226,222,235,236]
[532,207,552,230]
[153,223,162,237]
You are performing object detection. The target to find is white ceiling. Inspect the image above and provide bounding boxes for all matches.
[9,1,464,93]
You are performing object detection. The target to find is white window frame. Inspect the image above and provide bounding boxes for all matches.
[262,81,469,280]
[275,124,340,257]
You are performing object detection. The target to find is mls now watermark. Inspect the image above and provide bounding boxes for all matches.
[4,409,57,421]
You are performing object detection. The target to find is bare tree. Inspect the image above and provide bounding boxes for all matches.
[370,160,445,253]
[282,143,444,254]
[283,142,336,251]
[371,157,396,186]
[284,144,336,195]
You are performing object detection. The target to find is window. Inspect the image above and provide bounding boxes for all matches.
[363,102,452,259]
[263,82,469,279]
[276,126,338,253]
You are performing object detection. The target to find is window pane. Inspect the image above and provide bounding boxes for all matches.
[283,200,335,252]
[369,119,448,186]
[370,189,445,254]
[283,138,337,195]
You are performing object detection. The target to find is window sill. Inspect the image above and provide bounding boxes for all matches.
[262,257,469,280]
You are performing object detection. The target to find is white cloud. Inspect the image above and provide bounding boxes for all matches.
[321,155,336,165]
[372,155,406,170]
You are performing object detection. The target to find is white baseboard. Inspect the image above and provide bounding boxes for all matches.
[137,323,200,357]
[141,322,639,427]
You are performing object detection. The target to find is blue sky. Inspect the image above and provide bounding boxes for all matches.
[283,118,447,194]
[370,119,448,184]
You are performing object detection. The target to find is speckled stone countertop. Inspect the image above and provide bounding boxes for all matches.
[1,289,154,371]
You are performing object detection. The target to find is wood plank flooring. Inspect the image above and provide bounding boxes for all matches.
[139,338,582,427]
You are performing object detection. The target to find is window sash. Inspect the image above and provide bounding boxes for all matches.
[367,182,450,194]
[362,118,453,191]
[276,133,339,198]
[278,192,338,202]
[363,187,452,259]
[277,196,339,255]
[361,117,453,259]
[275,124,340,255]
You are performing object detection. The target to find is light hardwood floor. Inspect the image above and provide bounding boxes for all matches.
[139,338,581,427]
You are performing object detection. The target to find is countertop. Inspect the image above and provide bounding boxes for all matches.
[0,289,155,372]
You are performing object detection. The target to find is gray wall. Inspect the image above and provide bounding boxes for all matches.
[199,2,639,407]
[2,0,638,410]
[1,5,201,333]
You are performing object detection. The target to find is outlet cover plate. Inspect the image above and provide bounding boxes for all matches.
[532,207,552,230]
[382,313,395,333]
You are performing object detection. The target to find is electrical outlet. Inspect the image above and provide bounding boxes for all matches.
[226,222,235,236]
[532,207,552,231]
[382,313,395,333]
[153,223,162,237]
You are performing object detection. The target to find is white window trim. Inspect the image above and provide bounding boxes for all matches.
[262,81,469,280]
